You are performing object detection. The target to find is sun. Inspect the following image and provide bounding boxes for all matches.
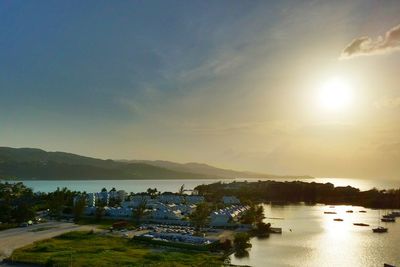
[317,77,353,111]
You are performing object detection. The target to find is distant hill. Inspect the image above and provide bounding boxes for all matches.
[0,147,212,180]
[121,160,280,179]
[0,147,311,180]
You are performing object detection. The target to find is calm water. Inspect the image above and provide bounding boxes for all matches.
[230,204,400,267]
[2,177,399,193]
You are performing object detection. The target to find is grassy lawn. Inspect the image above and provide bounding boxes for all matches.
[75,217,134,230]
[10,231,226,267]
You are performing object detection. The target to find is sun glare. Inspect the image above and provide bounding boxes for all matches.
[317,77,353,111]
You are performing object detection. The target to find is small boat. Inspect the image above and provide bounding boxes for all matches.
[372,226,388,233]
[353,223,369,226]
[382,214,395,219]
[384,263,395,267]
[359,210,367,213]
[390,211,400,217]
[333,218,343,222]
[381,217,395,222]
[324,211,337,214]
[346,210,354,213]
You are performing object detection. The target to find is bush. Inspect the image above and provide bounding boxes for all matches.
[233,232,252,251]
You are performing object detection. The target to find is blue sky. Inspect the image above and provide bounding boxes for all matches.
[1,1,400,179]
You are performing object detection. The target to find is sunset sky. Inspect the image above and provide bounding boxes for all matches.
[1,1,400,180]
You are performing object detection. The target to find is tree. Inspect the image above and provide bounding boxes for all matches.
[189,203,210,232]
[241,204,265,225]
[13,202,35,223]
[132,197,147,223]
[146,188,158,198]
[73,196,86,221]
[233,232,252,251]
[95,206,105,221]
[254,222,271,236]
[254,205,265,224]
[48,188,68,218]
[178,184,185,195]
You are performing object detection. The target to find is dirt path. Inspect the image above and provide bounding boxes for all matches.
[0,221,97,261]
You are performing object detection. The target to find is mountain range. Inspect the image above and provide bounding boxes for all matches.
[0,147,311,180]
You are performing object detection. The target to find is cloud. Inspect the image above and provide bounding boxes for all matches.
[374,96,400,109]
[340,24,400,59]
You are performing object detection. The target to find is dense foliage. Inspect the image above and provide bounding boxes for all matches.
[189,202,211,231]
[0,182,35,224]
[195,180,400,209]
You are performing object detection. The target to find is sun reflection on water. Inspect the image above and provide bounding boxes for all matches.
[231,204,400,267]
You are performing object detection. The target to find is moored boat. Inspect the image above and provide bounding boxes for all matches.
[324,211,337,214]
[372,226,388,233]
[333,218,343,222]
[353,223,369,226]
[381,217,395,222]
[389,211,400,217]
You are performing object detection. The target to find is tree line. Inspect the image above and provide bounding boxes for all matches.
[195,180,400,209]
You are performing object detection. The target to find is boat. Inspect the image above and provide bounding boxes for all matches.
[333,218,343,222]
[389,211,400,217]
[381,217,395,222]
[324,211,337,214]
[382,214,395,219]
[346,210,353,213]
[359,210,367,213]
[353,223,369,226]
[372,226,388,233]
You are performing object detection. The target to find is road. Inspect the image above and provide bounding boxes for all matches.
[0,221,96,261]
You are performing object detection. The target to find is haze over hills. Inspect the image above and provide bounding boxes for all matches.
[0,147,311,180]
[120,160,287,179]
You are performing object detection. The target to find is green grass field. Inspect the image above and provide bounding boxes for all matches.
[10,231,226,266]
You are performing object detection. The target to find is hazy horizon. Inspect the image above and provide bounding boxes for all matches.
[1,1,400,180]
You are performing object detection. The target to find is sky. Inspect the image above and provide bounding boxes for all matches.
[1,0,400,180]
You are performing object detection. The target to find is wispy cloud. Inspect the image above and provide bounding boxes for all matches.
[340,24,400,59]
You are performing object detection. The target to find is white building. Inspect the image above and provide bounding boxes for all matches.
[96,191,110,205]
[210,205,248,227]
[151,208,183,220]
[122,195,152,209]
[185,195,205,204]
[158,194,184,204]
[109,190,127,202]
[169,204,196,216]
[105,207,132,217]
[87,193,96,207]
